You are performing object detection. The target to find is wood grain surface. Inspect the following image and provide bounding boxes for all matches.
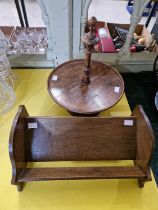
[18,166,145,182]
[132,105,155,187]
[48,60,124,115]
[25,116,136,162]
[9,105,29,191]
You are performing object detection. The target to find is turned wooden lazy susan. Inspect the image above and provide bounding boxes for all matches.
[48,17,124,116]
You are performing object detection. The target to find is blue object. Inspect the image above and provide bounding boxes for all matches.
[126,0,157,17]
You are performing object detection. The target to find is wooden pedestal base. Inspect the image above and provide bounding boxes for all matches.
[68,110,99,117]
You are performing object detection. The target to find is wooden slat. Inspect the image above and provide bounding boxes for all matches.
[9,105,29,185]
[25,117,137,162]
[18,166,145,182]
[132,105,155,181]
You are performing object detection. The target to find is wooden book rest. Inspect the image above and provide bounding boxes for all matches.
[9,105,154,191]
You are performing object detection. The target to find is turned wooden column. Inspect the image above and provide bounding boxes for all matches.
[82,17,99,85]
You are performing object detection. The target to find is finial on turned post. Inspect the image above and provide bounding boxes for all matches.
[82,17,99,86]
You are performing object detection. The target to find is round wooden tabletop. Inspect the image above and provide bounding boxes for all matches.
[48,60,124,115]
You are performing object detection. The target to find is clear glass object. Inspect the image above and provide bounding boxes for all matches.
[8,27,48,54]
[0,78,16,115]
[0,30,16,114]
[0,53,14,87]
[0,29,10,51]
